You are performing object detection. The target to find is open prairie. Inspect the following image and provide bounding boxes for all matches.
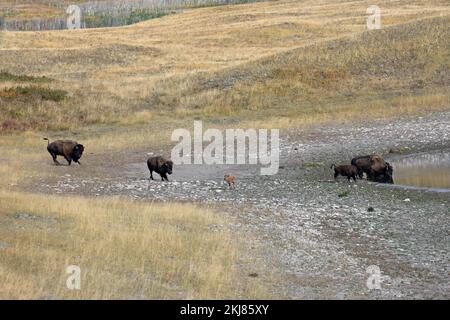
[0,0,449,299]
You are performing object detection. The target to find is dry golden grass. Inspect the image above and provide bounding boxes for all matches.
[152,13,450,125]
[0,0,448,132]
[0,191,267,299]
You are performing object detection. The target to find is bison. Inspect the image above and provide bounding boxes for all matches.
[147,156,173,181]
[330,164,358,182]
[351,155,372,179]
[351,154,393,183]
[224,174,236,188]
[44,138,84,165]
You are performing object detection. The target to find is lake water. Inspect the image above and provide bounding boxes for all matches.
[390,151,450,190]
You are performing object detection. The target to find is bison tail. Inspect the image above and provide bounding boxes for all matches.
[43,137,50,146]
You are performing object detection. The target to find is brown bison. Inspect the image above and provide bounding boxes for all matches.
[372,161,394,184]
[44,138,84,165]
[147,156,173,181]
[330,164,358,182]
[351,154,393,183]
[351,155,372,179]
[224,174,236,188]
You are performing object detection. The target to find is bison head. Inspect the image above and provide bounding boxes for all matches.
[384,162,394,183]
[372,162,394,184]
[159,160,173,175]
[72,144,84,162]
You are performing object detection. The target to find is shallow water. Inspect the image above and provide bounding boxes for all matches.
[391,151,450,189]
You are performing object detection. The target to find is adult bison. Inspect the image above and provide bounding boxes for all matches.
[351,154,393,183]
[147,156,173,181]
[351,155,371,179]
[44,138,84,165]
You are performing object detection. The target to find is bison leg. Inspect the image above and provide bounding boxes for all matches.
[334,171,339,180]
[149,170,154,180]
[159,172,169,181]
[47,150,60,165]
[64,156,72,166]
[357,170,363,179]
[52,154,60,165]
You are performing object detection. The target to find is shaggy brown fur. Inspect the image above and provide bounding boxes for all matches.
[330,164,358,182]
[369,155,387,176]
[351,155,372,179]
[147,156,173,181]
[351,154,393,183]
[44,138,84,165]
[224,174,236,188]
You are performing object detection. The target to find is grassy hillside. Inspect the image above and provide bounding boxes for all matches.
[155,15,449,127]
[0,0,448,132]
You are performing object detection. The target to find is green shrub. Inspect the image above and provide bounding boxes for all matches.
[0,71,52,83]
[1,86,67,102]
[338,191,349,198]
[126,9,168,25]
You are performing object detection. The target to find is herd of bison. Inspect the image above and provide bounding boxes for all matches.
[44,138,394,185]
[332,154,394,183]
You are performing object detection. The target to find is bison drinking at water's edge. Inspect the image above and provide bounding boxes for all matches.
[351,154,393,183]
[44,138,84,165]
[147,156,173,181]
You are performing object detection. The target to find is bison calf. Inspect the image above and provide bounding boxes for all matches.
[147,156,173,181]
[330,164,358,182]
[224,174,236,188]
[44,138,84,166]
